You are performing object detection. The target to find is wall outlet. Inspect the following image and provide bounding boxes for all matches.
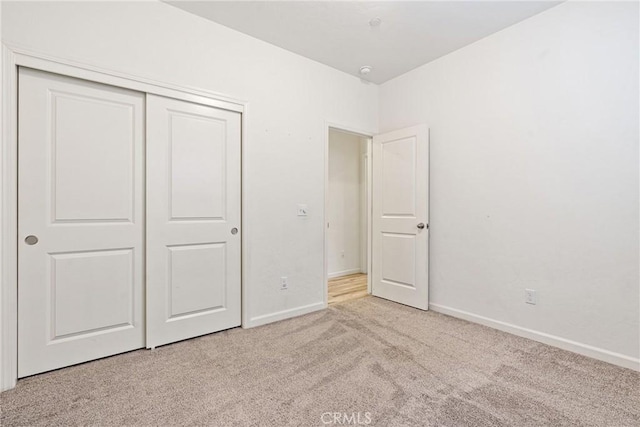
[525,289,537,305]
[280,276,288,291]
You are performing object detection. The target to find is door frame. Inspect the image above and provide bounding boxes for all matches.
[323,122,375,307]
[0,44,249,391]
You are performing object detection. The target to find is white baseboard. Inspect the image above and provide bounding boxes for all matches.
[328,268,362,279]
[429,303,640,372]
[244,301,325,329]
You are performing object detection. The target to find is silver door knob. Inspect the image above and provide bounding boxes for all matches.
[231,227,238,235]
[417,223,426,230]
[25,235,39,245]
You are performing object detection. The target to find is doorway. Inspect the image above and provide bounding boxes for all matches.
[326,128,371,305]
[324,123,430,311]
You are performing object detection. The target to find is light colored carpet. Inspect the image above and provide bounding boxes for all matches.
[1,296,638,426]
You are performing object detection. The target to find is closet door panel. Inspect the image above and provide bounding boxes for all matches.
[146,95,241,348]
[18,68,145,377]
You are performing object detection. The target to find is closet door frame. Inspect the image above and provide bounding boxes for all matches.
[0,45,248,391]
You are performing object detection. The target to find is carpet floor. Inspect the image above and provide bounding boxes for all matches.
[1,297,638,426]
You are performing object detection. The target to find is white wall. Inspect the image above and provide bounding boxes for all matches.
[3,0,637,376]
[328,130,365,278]
[1,1,378,329]
[380,1,639,366]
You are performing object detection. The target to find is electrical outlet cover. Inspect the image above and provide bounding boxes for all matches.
[525,289,537,305]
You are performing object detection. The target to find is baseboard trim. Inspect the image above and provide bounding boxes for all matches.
[244,302,325,329]
[328,269,362,279]
[429,303,640,372]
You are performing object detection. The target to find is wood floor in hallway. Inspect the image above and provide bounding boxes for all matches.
[328,273,368,305]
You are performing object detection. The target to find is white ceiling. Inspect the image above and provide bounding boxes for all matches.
[166,1,562,84]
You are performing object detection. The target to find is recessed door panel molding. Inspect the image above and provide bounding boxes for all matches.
[18,68,145,377]
[147,94,241,348]
[50,248,135,340]
[372,125,429,310]
[50,90,136,223]
[167,243,227,319]
[382,136,417,218]
[381,233,416,289]
[169,111,227,221]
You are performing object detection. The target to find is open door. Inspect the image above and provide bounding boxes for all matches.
[372,125,429,310]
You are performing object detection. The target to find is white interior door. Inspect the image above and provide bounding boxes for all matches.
[146,94,241,348]
[18,68,145,377]
[372,125,429,310]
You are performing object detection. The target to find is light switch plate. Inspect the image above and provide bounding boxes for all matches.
[525,289,537,305]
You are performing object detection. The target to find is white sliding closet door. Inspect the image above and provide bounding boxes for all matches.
[18,68,145,377]
[146,95,241,348]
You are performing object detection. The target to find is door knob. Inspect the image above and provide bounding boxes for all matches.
[25,235,39,245]
[231,227,238,235]
[417,223,426,230]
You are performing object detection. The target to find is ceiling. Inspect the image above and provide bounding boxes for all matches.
[166,1,562,84]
